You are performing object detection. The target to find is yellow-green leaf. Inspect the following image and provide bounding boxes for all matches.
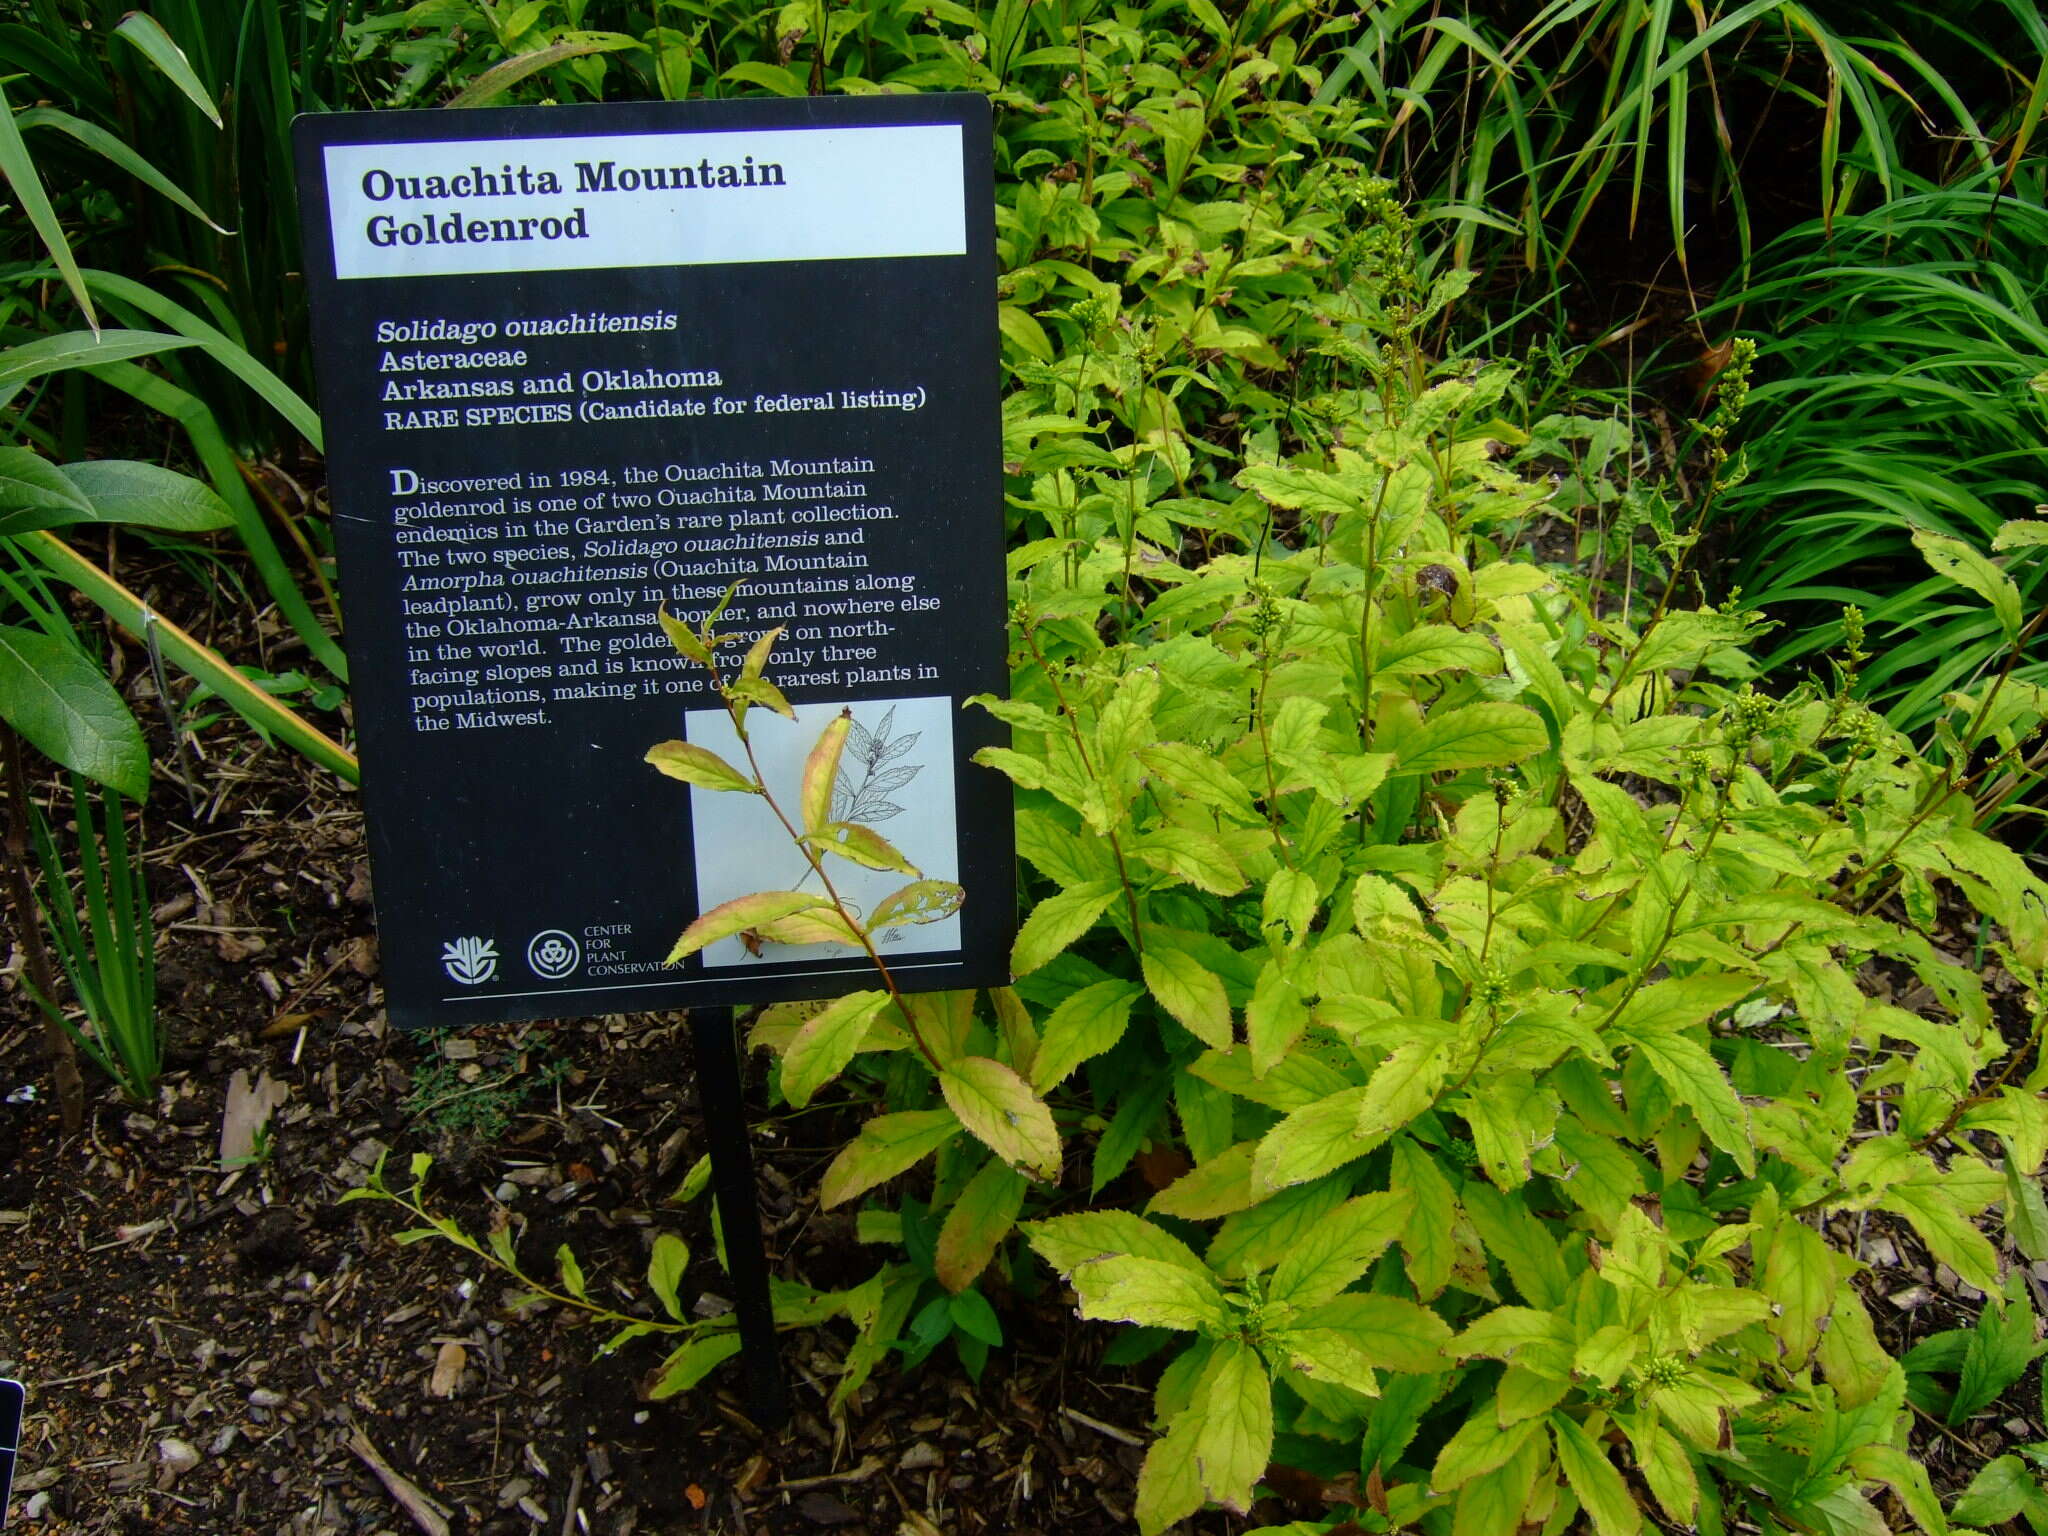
[1246,956,1309,1076]
[647,1232,689,1322]
[666,891,831,962]
[1550,1411,1641,1536]
[1072,1254,1230,1332]
[939,1057,1059,1178]
[806,819,918,875]
[1252,1086,1374,1192]
[1133,1411,1204,1536]
[1269,1192,1409,1309]
[870,880,965,928]
[780,990,892,1107]
[729,676,795,718]
[1761,1217,1832,1365]
[752,905,865,947]
[658,606,712,666]
[818,1109,961,1208]
[1620,1031,1755,1176]
[935,1158,1027,1293]
[800,708,852,834]
[1191,1340,1272,1514]
[1141,941,1233,1050]
[645,739,757,794]
[1023,1209,1209,1278]
[1914,528,2022,639]
[1279,1292,1452,1378]
[1397,701,1548,777]
[1031,979,1142,1091]
[740,623,784,683]
[645,1331,741,1399]
[1011,880,1121,976]
[1137,741,1260,824]
[1355,1042,1445,1141]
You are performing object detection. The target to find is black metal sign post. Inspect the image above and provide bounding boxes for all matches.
[294,95,1009,1427]
[0,1377,21,1523]
[691,1006,786,1426]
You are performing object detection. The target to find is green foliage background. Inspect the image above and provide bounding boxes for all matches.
[1,3,2045,1532]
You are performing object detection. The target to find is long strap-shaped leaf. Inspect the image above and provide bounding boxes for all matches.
[80,356,346,681]
[0,78,95,330]
[22,530,359,785]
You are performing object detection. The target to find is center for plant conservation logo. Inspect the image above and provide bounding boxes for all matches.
[527,929,581,980]
[441,936,498,985]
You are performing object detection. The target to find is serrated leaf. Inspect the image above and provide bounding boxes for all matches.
[1190,1340,1272,1513]
[1761,1218,1831,1366]
[779,990,892,1108]
[1608,973,1756,1037]
[1148,1142,1259,1221]
[1023,1209,1209,1278]
[1550,1412,1641,1536]
[1354,1042,1444,1141]
[1011,880,1121,976]
[2004,1160,2048,1263]
[1136,741,1260,823]
[1208,1177,1350,1278]
[647,1232,689,1322]
[805,819,919,875]
[818,1109,961,1208]
[666,891,831,962]
[1991,519,2048,551]
[1432,1412,1542,1491]
[1285,1293,1452,1375]
[1914,529,2022,639]
[1072,1254,1230,1332]
[1616,1410,1698,1524]
[645,1331,742,1399]
[658,606,712,666]
[940,1057,1059,1179]
[752,906,865,947]
[1252,1086,1374,1192]
[1132,825,1245,895]
[1379,624,1502,677]
[1246,956,1309,1077]
[1031,980,1142,1091]
[1621,1031,1755,1175]
[1142,940,1233,1049]
[1463,1183,1571,1309]
[645,739,757,794]
[1269,1191,1407,1309]
[800,709,852,834]
[870,880,965,928]
[1134,1410,1205,1536]
[1948,1455,2036,1526]
[1397,701,1547,777]
[1391,1139,1458,1300]
[935,1158,1026,1293]
[1881,1179,2003,1300]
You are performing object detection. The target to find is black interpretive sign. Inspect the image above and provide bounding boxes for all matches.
[0,1376,19,1520]
[295,96,1010,1030]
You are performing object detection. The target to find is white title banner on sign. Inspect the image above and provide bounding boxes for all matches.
[322,123,965,280]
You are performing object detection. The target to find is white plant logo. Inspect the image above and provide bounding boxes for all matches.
[526,929,580,980]
[441,936,498,985]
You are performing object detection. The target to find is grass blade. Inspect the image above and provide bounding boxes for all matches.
[0,78,95,330]
[113,12,223,127]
